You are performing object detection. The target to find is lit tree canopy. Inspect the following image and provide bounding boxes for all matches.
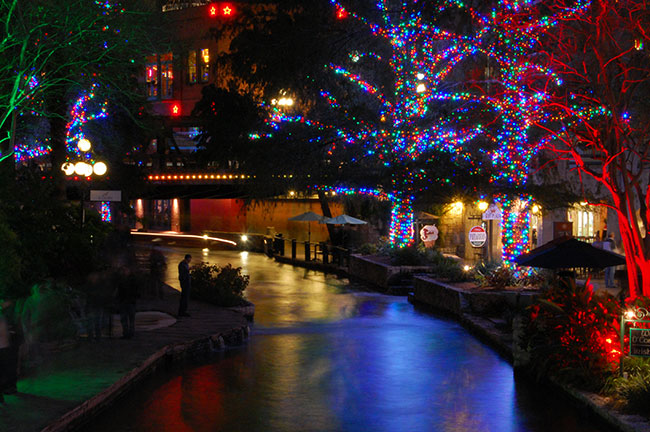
[537,0,650,297]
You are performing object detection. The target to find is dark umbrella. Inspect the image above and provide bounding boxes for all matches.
[514,236,626,269]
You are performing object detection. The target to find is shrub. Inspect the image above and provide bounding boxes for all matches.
[389,246,425,266]
[524,277,621,389]
[604,357,650,413]
[190,263,250,307]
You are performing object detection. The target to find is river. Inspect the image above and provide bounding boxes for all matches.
[85,245,607,432]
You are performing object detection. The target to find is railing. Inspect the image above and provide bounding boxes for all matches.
[265,236,351,269]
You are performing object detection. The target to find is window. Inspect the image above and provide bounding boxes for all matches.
[200,48,210,82]
[145,55,158,99]
[145,53,173,99]
[576,210,594,238]
[160,53,173,99]
[188,50,197,84]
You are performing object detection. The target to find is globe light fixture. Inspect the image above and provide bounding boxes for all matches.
[531,204,540,214]
[478,201,489,211]
[61,162,75,176]
[93,161,107,176]
[74,161,92,176]
[77,138,92,152]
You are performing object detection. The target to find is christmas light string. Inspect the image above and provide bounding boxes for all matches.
[259,0,591,253]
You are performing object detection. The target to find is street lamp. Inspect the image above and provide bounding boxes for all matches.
[60,138,108,229]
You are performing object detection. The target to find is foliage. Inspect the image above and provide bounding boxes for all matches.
[389,246,426,266]
[190,263,250,307]
[0,210,21,299]
[1,0,159,190]
[525,278,621,388]
[0,171,112,298]
[604,357,650,414]
[538,0,650,297]
[16,282,79,343]
[383,245,470,282]
[191,85,263,169]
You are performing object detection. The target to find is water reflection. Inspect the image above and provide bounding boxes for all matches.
[87,247,607,432]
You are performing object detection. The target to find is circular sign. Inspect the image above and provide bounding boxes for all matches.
[420,224,439,242]
[468,225,487,247]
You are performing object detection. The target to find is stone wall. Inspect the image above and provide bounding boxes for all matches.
[348,254,432,291]
[412,275,538,317]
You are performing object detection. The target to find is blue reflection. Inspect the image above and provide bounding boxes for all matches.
[85,248,607,432]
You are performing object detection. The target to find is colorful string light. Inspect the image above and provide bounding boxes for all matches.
[257,0,589,256]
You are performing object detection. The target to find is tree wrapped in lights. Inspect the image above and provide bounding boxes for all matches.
[0,0,157,184]
[537,0,650,297]
[256,0,587,264]
[257,1,491,247]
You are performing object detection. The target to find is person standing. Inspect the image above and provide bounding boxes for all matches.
[603,233,616,288]
[116,267,138,339]
[149,248,167,299]
[178,254,192,317]
[0,300,20,399]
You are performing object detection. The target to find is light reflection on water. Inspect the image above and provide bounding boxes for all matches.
[87,246,606,432]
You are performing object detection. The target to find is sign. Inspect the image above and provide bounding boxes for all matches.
[630,329,650,357]
[420,225,438,242]
[468,225,487,248]
[482,203,502,221]
[90,190,122,202]
[553,221,573,239]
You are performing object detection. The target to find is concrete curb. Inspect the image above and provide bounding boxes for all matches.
[41,325,250,432]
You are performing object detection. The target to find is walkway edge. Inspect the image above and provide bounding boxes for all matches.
[41,325,250,432]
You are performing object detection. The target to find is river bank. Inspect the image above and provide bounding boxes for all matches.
[408,275,650,432]
[0,284,250,432]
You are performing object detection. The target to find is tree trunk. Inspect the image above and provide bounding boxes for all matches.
[317,190,336,244]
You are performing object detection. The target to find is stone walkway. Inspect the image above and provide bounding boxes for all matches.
[0,286,250,432]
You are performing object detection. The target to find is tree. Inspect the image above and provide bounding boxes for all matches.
[0,0,157,188]
[538,0,650,297]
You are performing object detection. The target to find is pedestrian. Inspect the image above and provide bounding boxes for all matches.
[178,254,192,317]
[0,300,20,399]
[603,233,616,288]
[85,270,110,340]
[115,267,138,339]
[149,247,167,299]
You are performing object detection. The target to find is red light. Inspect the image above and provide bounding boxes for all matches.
[209,4,217,16]
[223,5,232,15]
[337,7,348,19]
[171,104,181,116]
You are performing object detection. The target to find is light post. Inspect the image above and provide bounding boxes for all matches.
[61,138,108,230]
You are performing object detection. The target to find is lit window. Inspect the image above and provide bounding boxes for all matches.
[188,50,197,84]
[200,48,210,82]
[145,55,158,99]
[160,52,173,99]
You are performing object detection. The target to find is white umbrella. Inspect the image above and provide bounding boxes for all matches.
[324,214,368,225]
[288,211,325,242]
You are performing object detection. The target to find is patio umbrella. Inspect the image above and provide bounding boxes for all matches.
[288,211,325,242]
[323,214,368,225]
[514,236,626,269]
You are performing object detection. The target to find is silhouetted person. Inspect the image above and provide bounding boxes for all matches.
[178,254,192,317]
[85,270,113,340]
[116,267,138,339]
[149,248,167,299]
[0,300,20,397]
